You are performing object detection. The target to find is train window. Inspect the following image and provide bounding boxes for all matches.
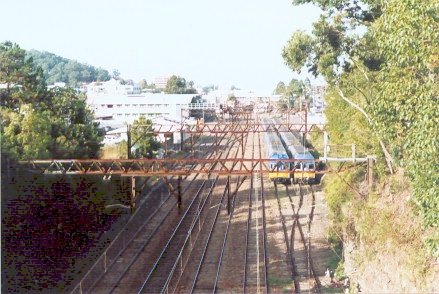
[308,163,315,169]
[295,163,302,169]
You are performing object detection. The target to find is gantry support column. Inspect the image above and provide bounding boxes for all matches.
[127,125,132,159]
[177,175,182,209]
[227,175,231,215]
[130,176,136,213]
[241,133,245,157]
[163,176,183,209]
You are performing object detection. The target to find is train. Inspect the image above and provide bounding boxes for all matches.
[264,117,316,184]
[263,118,291,183]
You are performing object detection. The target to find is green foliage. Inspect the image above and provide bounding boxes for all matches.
[285,0,439,254]
[48,88,102,158]
[27,49,110,86]
[131,116,161,159]
[323,171,354,233]
[371,0,439,234]
[282,31,313,73]
[1,106,52,159]
[164,75,196,94]
[0,41,103,160]
[0,42,48,110]
[273,81,286,95]
[272,78,308,109]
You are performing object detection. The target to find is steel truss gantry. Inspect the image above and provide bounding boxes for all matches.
[18,158,326,176]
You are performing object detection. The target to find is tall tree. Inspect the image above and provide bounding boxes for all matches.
[165,75,196,94]
[0,42,47,110]
[282,0,438,252]
[130,116,161,158]
[273,81,286,95]
[48,88,102,158]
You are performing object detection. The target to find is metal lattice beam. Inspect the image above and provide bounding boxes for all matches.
[18,158,326,176]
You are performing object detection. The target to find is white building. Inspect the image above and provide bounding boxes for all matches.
[84,78,141,95]
[88,93,201,128]
[153,75,172,89]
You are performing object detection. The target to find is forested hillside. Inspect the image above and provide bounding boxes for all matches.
[27,49,110,86]
[282,0,438,291]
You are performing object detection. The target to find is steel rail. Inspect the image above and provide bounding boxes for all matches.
[273,182,300,292]
[287,184,321,293]
[211,130,250,293]
[211,176,245,293]
[106,176,202,293]
[96,135,220,293]
[243,135,254,293]
[187,132,245,294]
[187,177,228,294]
[137,179,208,293]
[69,177,166,294]
[70,133,217,294]
[258,130,269,294]
[161,175,220,293]
[166,130,238,293]
[137,130,235,293]
[104,133,229,293]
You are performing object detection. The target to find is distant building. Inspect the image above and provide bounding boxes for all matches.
[83,78,141,95]
[47,82,66,89]
[309,85,327,112]
[88,93,200,128]
[153,75,172,89]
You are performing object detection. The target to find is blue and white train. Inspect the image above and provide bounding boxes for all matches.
[263,118,291,183]
[272,118,316,183]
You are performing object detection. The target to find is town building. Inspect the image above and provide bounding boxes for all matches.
[88,93,207,129]
[153,75,172,89]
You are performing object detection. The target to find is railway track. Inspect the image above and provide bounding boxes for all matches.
[273,182,299,291]
[243,129,268,293]
[81,133,230,293]
[72,122,328,294]
[121,130,243,293]
[273,182,321,293]
[136,179,213,293]
[185,130,249,293]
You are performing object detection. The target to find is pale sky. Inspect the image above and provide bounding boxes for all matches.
[0,0,323,93]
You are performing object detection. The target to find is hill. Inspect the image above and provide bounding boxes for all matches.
[27,49,110,86]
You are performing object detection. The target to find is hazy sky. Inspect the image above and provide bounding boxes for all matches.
[0,0,323,92]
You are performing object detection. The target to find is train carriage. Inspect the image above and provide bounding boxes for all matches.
[263,119,291,183]
[273,118,316,184]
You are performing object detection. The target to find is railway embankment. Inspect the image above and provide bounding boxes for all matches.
[322,168,439,292]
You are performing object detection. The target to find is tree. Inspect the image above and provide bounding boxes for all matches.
[1,105,52,160]
[0,41,103,161]
[273,81,286,95]
[138,79,148,89]
[283,0,439,253]
[48,87,103,158]
[27,49,110,85]
[165,75,196,94]
[0,42,47,110]
[130,116,161,158]
[112,69,120,80]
